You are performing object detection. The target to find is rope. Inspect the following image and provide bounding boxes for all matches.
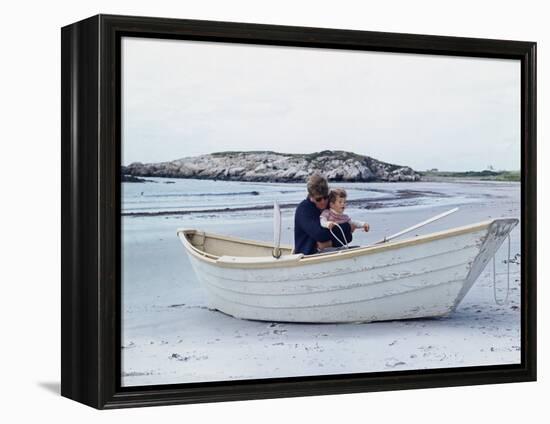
[493,234,511,306]
[330,223,349,249]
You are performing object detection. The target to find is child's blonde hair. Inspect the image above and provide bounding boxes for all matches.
[328,188,347,205]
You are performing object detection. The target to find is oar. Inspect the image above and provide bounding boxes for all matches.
[272,200,282,258]
[375,207,459,244]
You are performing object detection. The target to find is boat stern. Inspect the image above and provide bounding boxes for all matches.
[451,218,519,310]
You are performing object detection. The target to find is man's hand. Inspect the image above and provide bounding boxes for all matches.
[327,221,336,230]
[363,223,370,232]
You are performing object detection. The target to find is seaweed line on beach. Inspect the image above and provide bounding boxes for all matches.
[122,189,447,217]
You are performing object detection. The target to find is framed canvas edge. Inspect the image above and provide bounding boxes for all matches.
[61,14,537,410]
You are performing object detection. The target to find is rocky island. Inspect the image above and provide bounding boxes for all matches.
[122,150,421,183]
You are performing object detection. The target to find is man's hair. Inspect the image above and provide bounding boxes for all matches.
[328,188,347,204]
[307,173,329,198]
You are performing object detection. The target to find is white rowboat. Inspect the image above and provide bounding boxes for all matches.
[177,218,518,323]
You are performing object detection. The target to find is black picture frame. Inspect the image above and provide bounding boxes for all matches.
[61,14,537,409]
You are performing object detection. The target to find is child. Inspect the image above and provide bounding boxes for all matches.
[317,188,370,250]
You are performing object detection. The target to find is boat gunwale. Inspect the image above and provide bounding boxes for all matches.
[177,219,503,269]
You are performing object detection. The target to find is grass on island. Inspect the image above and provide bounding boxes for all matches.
[420,170,520,182]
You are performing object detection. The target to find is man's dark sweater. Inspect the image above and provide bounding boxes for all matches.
[293,198,353,255]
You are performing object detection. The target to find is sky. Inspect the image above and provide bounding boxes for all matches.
[122,37,520,172]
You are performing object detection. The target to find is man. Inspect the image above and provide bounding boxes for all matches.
[293,174,354,255]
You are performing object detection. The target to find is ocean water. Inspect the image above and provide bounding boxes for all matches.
[122,178,384,214]
[121,177,501,216]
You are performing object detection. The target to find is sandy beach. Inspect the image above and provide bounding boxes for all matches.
[121,179,521,386]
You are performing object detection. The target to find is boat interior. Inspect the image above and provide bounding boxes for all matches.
[180,229,293,259]
[178,219,499,260]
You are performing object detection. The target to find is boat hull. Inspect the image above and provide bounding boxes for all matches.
[179,218,518,323]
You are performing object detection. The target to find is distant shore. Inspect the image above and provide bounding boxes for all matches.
[123,169,520,184]
[420,170,520,182]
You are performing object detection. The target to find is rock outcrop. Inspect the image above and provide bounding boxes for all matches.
[122,150,421,183]
[121,173,151,183]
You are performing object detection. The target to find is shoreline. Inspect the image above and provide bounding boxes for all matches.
[122,174,521,184]
[122,179,518,217]
[420,175,520,183]
[121,189,435,216]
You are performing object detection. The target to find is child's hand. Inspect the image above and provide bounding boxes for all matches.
[363,223,370,232]
[327,221,336,230]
